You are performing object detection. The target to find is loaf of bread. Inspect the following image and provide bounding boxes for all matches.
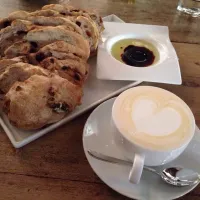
[0,4,104,130]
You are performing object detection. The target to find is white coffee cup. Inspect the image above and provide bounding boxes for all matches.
[111,86,195,184]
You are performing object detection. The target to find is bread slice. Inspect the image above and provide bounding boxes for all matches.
[4,74,83,129]
[4,40,35,58]
[0,62,48,93]
[0,19,37,55]
[42,4,74,14]
[27,16,83,35]
[25,26,90,56]
[0,11,29,30]
[0,59,20,75]
[72,15,99,52]
[0,56,28,73]
[4,75,57,129]
[42,4,104,33]
[0,9,60,30]
[28,40,89,65]
[40,57,89,85]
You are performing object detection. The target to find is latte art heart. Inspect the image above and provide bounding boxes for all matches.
[112,86,195,151]
[132,98,181,137]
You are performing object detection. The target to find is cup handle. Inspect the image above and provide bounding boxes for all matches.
[128,153,145,184]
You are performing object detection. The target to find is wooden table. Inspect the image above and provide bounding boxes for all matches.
[0,0,200,199]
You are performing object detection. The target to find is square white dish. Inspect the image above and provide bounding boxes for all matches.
[97,22,182,85]
[0,15,142,148]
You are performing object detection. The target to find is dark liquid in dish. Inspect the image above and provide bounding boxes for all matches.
[111,39,159,67]
[121,45,155,67]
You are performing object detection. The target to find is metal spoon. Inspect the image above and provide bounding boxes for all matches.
[88,150,200,187]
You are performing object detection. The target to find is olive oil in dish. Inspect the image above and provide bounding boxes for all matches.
[111,39,159,67]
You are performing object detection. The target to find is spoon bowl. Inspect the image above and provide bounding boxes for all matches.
[161,167,200,186]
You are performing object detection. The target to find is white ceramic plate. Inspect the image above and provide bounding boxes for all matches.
[0,15,142,148]
[97,22,182,85]
[83,98,200,200]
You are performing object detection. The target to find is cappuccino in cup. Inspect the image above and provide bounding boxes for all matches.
[112,86,195,184]
[112,86,194,151]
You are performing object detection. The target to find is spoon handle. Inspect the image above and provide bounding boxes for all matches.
[87,150,160,175]
[87,150,132,166]
[144,166,160,175]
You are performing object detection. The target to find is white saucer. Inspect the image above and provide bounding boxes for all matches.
[83,98,200,200]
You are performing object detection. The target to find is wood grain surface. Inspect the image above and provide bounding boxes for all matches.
[0,0,199,199]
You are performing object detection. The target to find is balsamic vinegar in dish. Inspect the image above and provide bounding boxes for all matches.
[111,39,159,67]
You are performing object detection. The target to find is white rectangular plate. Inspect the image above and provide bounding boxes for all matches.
[0,15,142,148]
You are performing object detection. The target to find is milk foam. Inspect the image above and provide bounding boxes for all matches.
[132,98,182,136]
[112,86,194,151]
